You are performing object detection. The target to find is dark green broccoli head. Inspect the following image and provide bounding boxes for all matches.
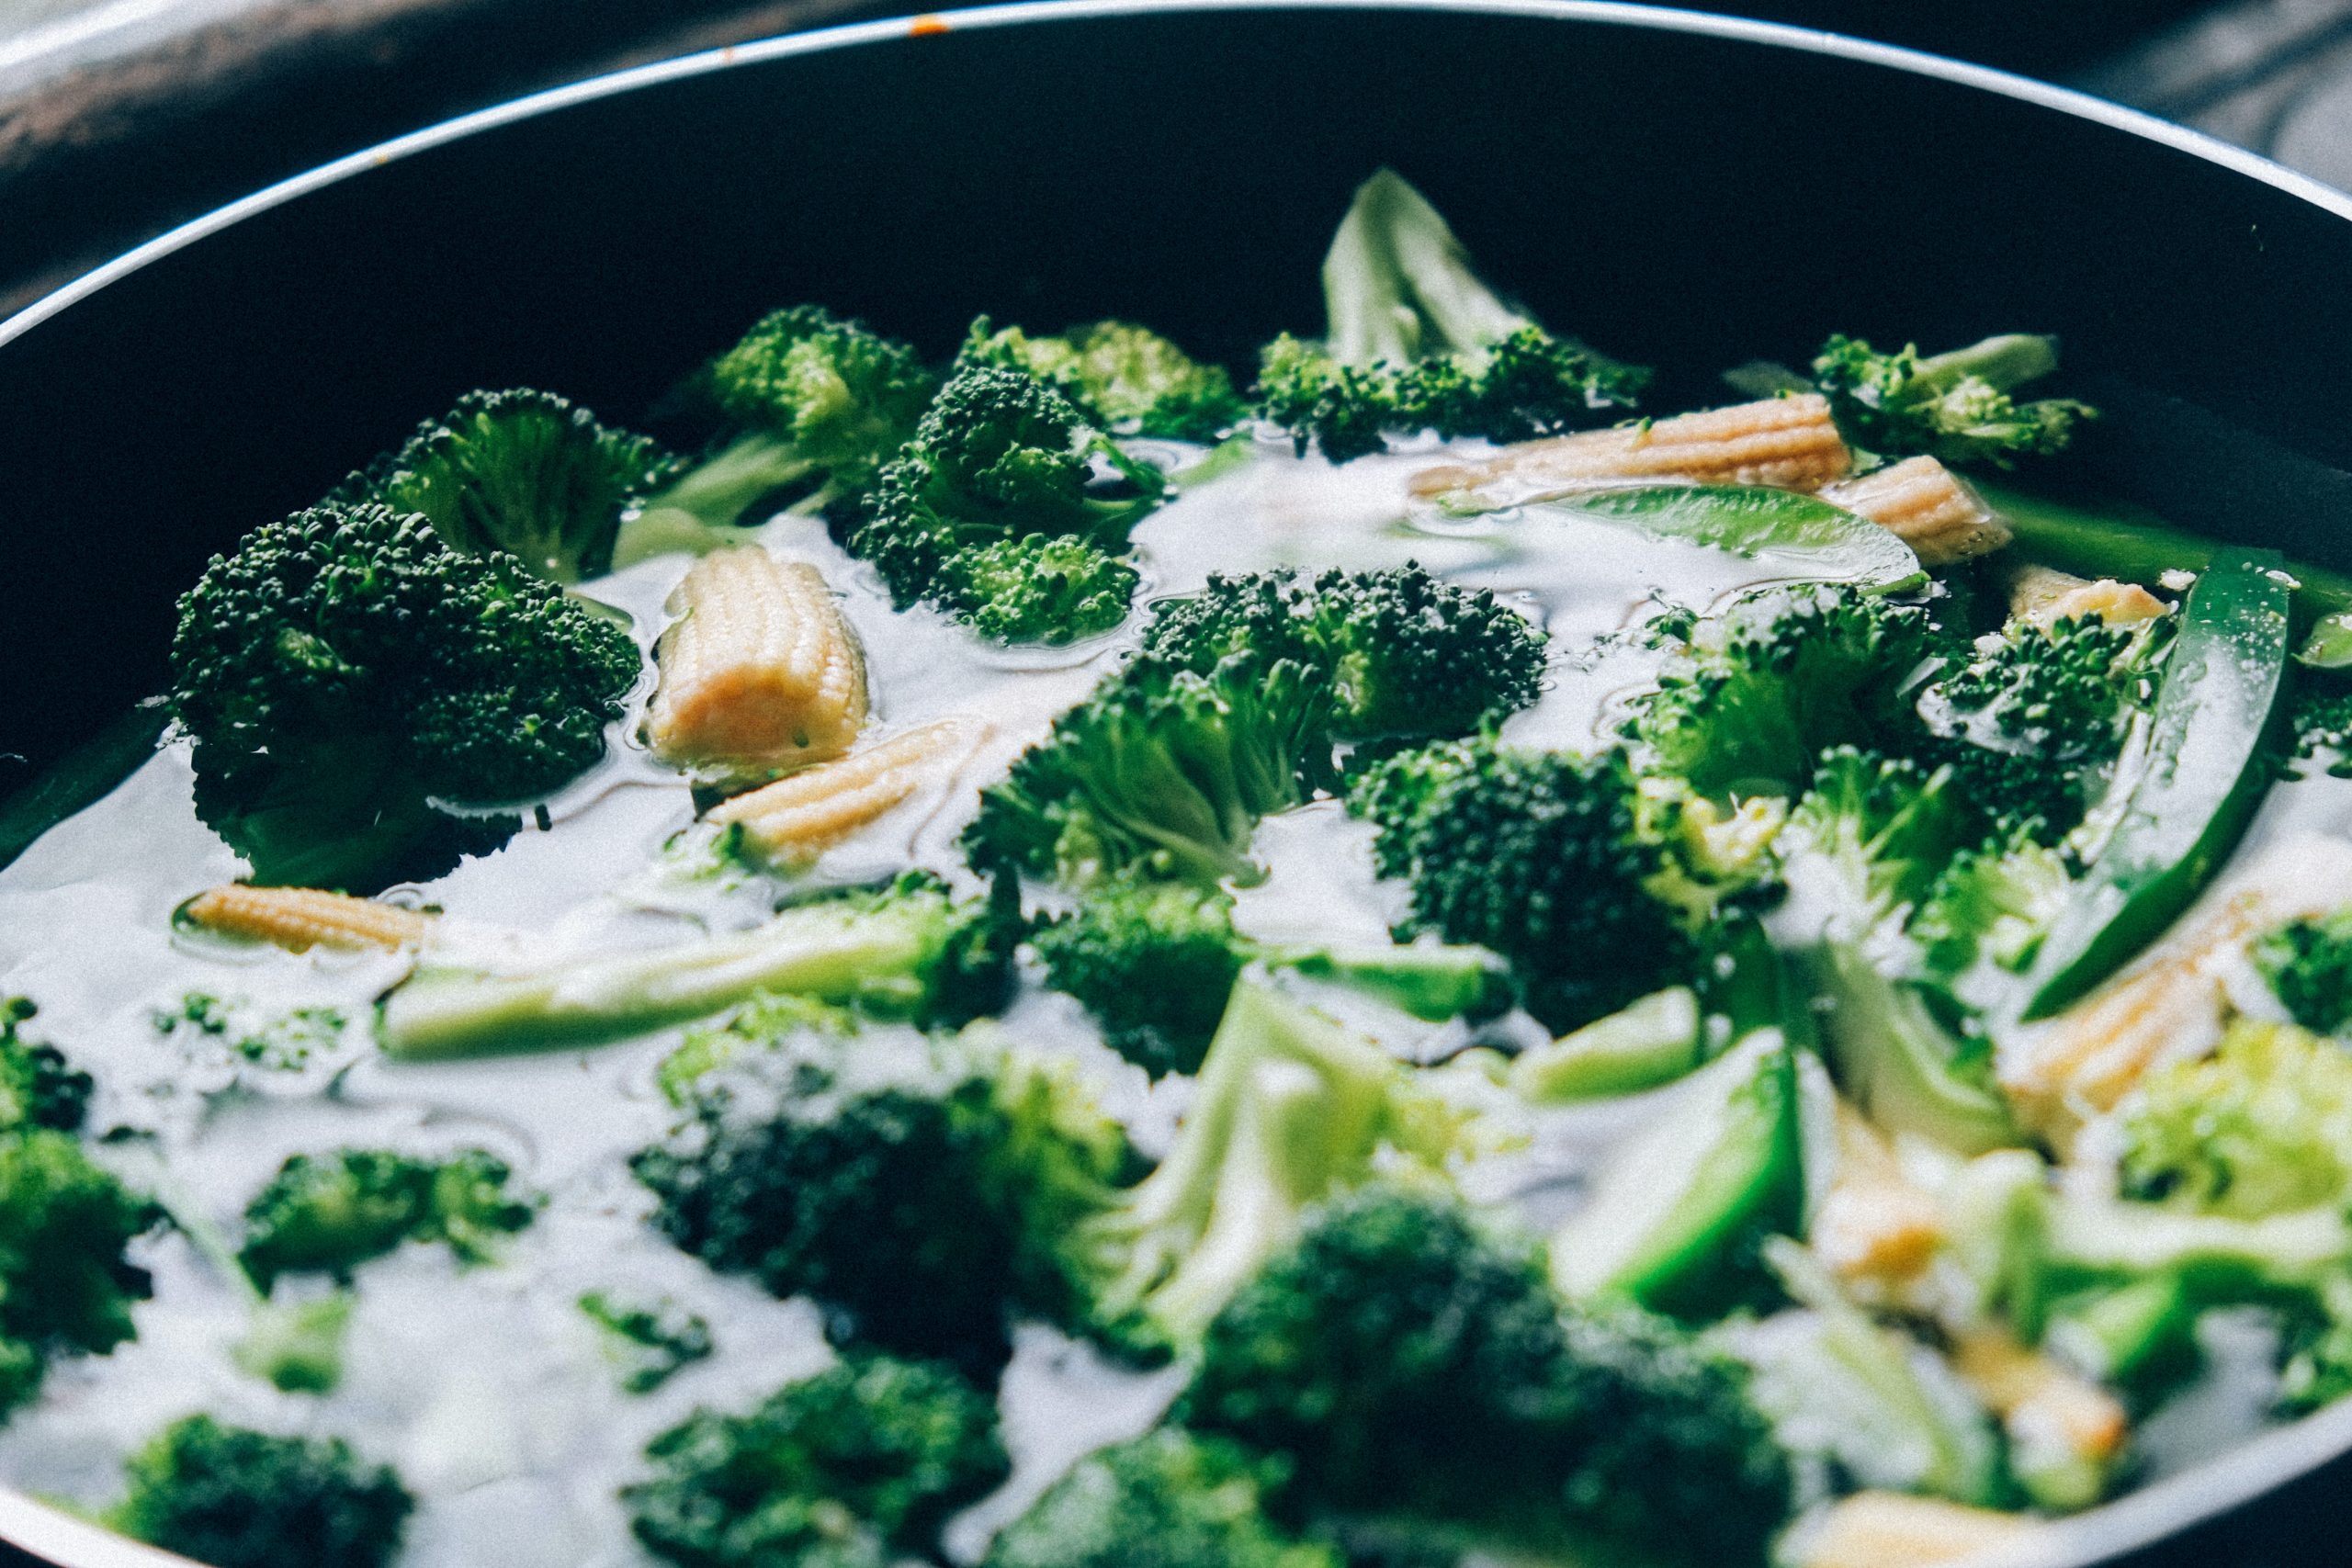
[0,997,92,1133]
[169,501,642,891]
[334,388,681,583]
[628,1354,1006,1568]
[238,1146,537,1292]
[0,1128,157,1413]
[1353,739,1688,1032]
[708,305,937,482]
[961,652,1334,888]
[1251,336,1400,465]
[2291,671,2352,779]
[1032,877,1245,1077]
[2255,908,2352,1036]
[113,1415,413,1568]
[935,534,1140,646]
[632,1039,1136,1379]
[1811,333,2094,468]
[984,1427,1340,1568]
[964,317,1247,442]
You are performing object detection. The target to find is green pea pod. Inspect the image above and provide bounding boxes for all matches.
[2020,552,2290,1019]
[1530,485,1926,592]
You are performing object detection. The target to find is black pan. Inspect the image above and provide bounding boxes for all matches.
[3,4,2352,1563]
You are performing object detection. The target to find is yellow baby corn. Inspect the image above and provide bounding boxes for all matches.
[1792,1493,2036,1568]
[1411,393,1852,502]
[1813,1105,1944,1288]
[647,549,868,779]
[2008,564,2168,627]
[184,885,431,953]
[707,719,981,868]
[1824,457,2011,566]
[1951,1328,2129,1505]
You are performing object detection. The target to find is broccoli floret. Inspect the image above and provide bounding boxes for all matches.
[1627,583,1939,800]
[0,996,92,1132]
[334,388,680,583]
[1773,747,1974,944]
[964,317,1247,441]
[237,1147,538,1292]
[961,654,1333,888]
[2289,671,2352,777]
[1253,171,1646,462]
[581,1291,716,1394]
[2120,1021,2352,1218]
[842,362,1165,644]
[1351,739,1695,1032]
[1911,828,2073,984]
[1031,877,1508,1077]
[1084,980,1476,1348]
[112,1415,413,1568]
[0,1128,157,1414]
[2252,908,2352,1036]
[1139,566,1545,740]
[632,1032,1136,1378]
[658,995,860,1107]
[934,533,1140,645]
[169,501,641,892]
[1182,1188,1790,1565]
[628,1353,1006,1568]
[1810,333,2096,467]
[232,1293,353,1394]
[152,992,346,1073]
[984,1427,1340,1568]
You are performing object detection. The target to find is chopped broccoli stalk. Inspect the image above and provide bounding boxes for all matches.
[1085,980,1474,1348]
[334,388,680,583]
[842,361,1165,644]
[1183,1188,1790,1565]
[581,1291,715,1394]
[1811,943,2019,1156]
[1254,170,1647,461]
[237,1147,538,1292]
[1548,1029,1804,1320]
[963,317,1248,441]
[627,1354,1007,1568]
[232,1292,354,1394]
[379,872,1017,1057]
[2120,1020,2352,1218]
[984,1427,1340,1568]
[1810,333,2095,467]
[1138,565,1546,741]
[152,992,346,1072]
[1508,986,1702,1102]
[0,996,92,1132]
[632,1032,1135,1377]
[961,653,1333,888]
[112,1415,413,1568]
[2251,908,2352,1036]
[1031,877,1508,1077]
[0,1128,158,1415]
[169,501,641,892]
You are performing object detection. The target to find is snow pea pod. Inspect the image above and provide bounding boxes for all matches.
[2020,552,2291,1020]
[1529,485,1926,591]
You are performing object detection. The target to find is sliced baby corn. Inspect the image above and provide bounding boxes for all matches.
[647,548,868,781]
[2008,564,2168,627]
[1791,1492,2037,1568]
[1951,1328,2128,1510]
[1411,393,1851,504]
[707,718,984,869]
[1813,1103,1945,1289]
[1824,457,2010,566]
[183,885,432,953]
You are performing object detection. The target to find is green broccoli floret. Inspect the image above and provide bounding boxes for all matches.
[1139,565,1545,740]
[1810,333,2096,467]
[984,1427,1340,1568]
[0,996,92,1132]
[1351,738,1699,1032]
[1182,1188,1791,1566]
[842,361,1165,644]
[1254,171,1646,462]
[2121,1020,2352,1218]
[151,992,346,1073]
[1774,747,1974,944]
[2289,671,2352,777]
[582,1291,716,1394]
[237,1147,538,1292]
[933,533,1140,645]
[0,1128,158,1414]
[1083,980,1476,1348]
[1910,827,2073,984]
[628,1353,1006,1568]
[963,317,1247,441]
[1626,583,1939,800]
[232,1293,353,1394]
[334,388,680,583]
[379,871,1018,1058]
[2252,908,2352,1035]
[112,1415,413,1568]
[961,653,1333,888]
[1031,876,1507,1077]
[632,1031,1136,1378]
[169,501,642,892]
[658,994,860,1107]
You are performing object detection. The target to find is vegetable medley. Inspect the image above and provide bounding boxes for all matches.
[10,167,2352,1568]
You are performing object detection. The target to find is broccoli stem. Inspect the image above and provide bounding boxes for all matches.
[1910,333,2061,397]
[1322,168,1530,369]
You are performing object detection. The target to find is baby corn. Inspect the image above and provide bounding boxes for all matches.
[1951,1328,2128,1510]
[707,719,982,868]
[1411,393,1851,503]
[1813,1104,1945,1289]
[647,549,868,780]
[1824,457,2011,566]
[1792,1493,2036,1568]
[2008,564,2169,627]
[183,885,432,953]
